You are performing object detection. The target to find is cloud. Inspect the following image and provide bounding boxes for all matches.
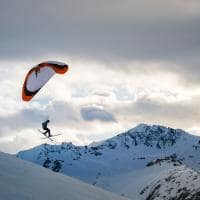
[111,94,200,130]
[0,100,80,137]
[1,0,200,87]
[0,59,198,137]
[0,0,199,66]
[80,106,116,122]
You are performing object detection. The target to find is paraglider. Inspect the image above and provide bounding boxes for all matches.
[22,61,68,101]
[22,61,69,140]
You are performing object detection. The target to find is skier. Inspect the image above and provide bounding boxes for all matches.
[42,120,51,137]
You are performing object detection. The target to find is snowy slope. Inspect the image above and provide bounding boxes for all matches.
[0,152,129,200]
[18,124,200,199]
[141,165,200,200]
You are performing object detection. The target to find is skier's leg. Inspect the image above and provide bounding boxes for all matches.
[49,129,51,137]
[43,130,48,136]
[47,128,51,137]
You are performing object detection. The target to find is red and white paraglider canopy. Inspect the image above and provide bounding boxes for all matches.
[22,61,69,101]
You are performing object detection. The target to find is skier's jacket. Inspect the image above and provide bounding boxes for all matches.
[42,121,48,129]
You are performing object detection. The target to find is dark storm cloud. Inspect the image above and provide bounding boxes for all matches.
[1,0,200,85]
[0,0,199,63]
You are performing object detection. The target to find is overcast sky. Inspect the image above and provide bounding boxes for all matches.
[0,0,200,153]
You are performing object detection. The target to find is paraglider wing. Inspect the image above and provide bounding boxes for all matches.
[22,61,68,101]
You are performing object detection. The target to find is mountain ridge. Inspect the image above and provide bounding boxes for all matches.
[18,123,200,199]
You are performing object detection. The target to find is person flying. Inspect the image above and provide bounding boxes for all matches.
[42,120,51,137]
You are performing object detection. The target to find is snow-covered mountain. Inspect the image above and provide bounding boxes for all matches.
[141,165,200,200]
[0,152,129,200]
[18,124,200,199]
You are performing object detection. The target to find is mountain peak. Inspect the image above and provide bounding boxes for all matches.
[104,123,187,149]
[129,123,184,134]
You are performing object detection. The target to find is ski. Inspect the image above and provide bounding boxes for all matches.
[48,134,62,137]
[38,129,54,141]
[40,134,61,139]
[40,137,54,141]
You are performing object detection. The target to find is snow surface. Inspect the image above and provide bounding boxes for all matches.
[141,166,200,200]
[18,124,200,199]
[0,152,129,200]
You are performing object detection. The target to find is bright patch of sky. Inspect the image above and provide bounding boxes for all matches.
[1,57,200,153]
